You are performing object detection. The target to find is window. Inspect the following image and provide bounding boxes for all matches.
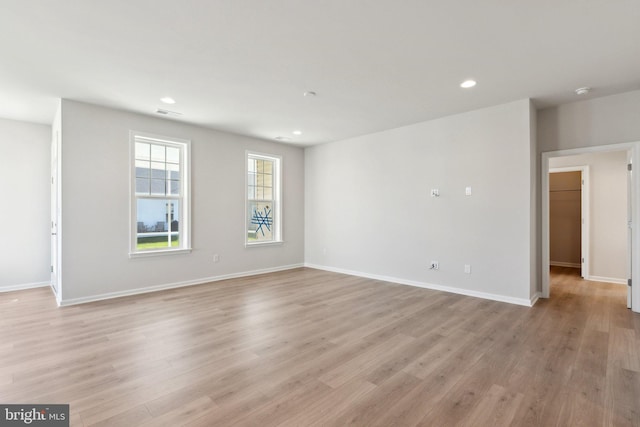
[246,152,281,245]
[130,132,190,256]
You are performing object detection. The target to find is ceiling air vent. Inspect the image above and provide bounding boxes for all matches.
[156,108,183,117]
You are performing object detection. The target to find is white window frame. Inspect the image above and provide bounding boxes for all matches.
[129,131,191,257]
[246,151,282,246]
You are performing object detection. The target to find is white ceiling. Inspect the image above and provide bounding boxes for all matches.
[1,1,639,146]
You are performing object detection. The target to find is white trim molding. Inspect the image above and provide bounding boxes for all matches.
[550,261,581,268]
[305,263,538,307]
[586,275,627,285]
[0,281,50,293]
[530,292,541,306]
[59,264,303,306]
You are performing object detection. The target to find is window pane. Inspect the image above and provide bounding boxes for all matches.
[262,160,273,174]
[169,180,180,195]
[168,200,180,249]
[166,146,180,163]
[151,144,165,162]
[136,178,150,194]
[167,163,180,180]
[151,162,165,179]
[248,171,257,187]
[255,186,264,199]
[151,179,165,195]
[263,187,273,200]
[248,158,256,173]
[136,199,180,249]
[135,160,150,178]
[248,201,273,242]
[248,185,255,199]
[135,142,150,160]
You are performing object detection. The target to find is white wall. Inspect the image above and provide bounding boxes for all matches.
[59,100,305,303]
[538,90,640,152]
[549,151,628,282]
[0,118,51,290]
[305,99,536,305]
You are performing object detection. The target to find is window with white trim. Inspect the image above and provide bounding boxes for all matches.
[130,132,191,256]
[246,152,281,245]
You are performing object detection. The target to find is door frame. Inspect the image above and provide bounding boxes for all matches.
[541,141,640,314]
[548,166,589,279]
[627,150,633,308]
[51,114,62,305]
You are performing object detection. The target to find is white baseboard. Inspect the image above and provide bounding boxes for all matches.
[586,275,627,285]
[530,292,541,306]
[550,261,581,268]
[0,281,50,293]
[304,263,536,307]
[59,263,304,306]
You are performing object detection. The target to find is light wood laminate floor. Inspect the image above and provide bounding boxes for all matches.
[1,266,639,426]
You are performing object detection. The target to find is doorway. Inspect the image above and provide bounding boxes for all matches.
[548,167,588,279]
[542,142,640,313]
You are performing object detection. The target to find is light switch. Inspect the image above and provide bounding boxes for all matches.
[465,186,472,196]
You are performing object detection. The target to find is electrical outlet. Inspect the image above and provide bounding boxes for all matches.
[464,264,471,274]
[430,189,440,197]
[430,261,439,270]
[213,254,220,263]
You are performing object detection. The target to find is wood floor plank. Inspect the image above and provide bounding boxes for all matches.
[184,388,270,427]
[608,326,640,372]
[415,355,500,426]
[318,333,415,388]
[277,379,377,427]
[323,371,422,426]
[458,383,524,427]
[84,403,152,427]
[603,366,640,426]
[229,379,332,427]
[141,396,217,427]
[549,390,605,427]
[0,266,637,426]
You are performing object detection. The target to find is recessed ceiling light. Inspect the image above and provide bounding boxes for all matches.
[160,97,176,104]
[292,130,302,135]
[303,91,317,97]
[460,80,477,89]
[275,136,291,142]
[575,87,591,95]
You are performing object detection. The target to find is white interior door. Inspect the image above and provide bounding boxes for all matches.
[51,131,60,297]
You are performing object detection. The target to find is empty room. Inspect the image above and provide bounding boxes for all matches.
[1,1,639,426]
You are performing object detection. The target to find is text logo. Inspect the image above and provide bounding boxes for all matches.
[1,405,69,426]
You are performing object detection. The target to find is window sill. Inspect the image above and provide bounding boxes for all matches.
[245,241,284,248]
[129,248,192,258]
